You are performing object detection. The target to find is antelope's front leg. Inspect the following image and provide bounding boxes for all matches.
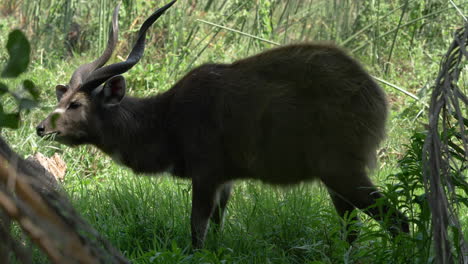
[191,178,219,249]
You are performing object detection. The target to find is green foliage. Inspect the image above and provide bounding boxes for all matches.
[0,29,37,129]
[384,128,467,262]
[385,132,433,262]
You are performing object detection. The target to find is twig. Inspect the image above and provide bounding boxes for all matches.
[450,0,468,22]
[372,75,429,107]
[196,19,280,46]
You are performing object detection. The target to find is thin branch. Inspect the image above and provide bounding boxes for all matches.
[372,75,429,107]
[450,0,468,22]
[196,19,281,46]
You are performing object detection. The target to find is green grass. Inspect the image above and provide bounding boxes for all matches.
[1,0,467,263]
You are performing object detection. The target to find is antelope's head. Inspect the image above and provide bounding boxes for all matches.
[36,1,176,146]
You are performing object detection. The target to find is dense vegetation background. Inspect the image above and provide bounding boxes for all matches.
[0,0,466,263]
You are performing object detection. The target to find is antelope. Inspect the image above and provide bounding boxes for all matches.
[36,0,409,248]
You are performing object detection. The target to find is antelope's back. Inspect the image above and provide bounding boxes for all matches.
[171,44,387,184]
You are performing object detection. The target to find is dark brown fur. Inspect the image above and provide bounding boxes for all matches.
[37,43,409,248]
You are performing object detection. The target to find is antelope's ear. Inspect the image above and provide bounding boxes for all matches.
[102,75,126,106]
[55,85,68,101]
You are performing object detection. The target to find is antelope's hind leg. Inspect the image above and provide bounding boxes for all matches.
[191,177,220,249]
[211,182,233,228]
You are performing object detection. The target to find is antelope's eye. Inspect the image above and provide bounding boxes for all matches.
[68,101,82,110]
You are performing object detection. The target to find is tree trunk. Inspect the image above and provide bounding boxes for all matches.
[0,136,129,264]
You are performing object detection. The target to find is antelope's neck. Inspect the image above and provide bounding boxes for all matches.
[95,93,175,174]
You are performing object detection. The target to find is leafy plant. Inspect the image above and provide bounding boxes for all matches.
[384,128,467,262]
[0,29,38,129]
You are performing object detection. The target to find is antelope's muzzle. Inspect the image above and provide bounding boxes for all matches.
[36,123,45,137]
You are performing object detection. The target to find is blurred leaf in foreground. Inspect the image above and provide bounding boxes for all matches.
[1,30,30,78]
[0,83,8,96]
[0,111,20,129]
[22,79,39,100]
